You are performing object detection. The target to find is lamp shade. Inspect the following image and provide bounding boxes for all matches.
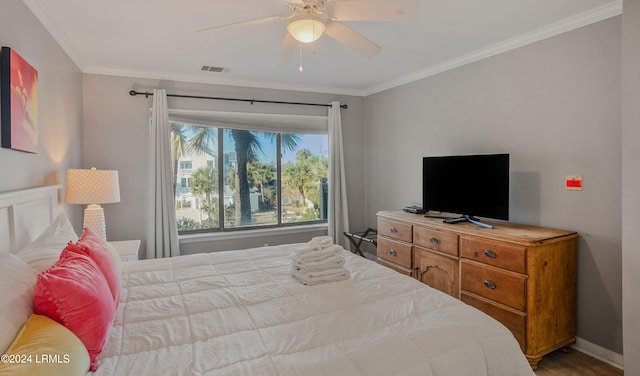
[65,168,120,204]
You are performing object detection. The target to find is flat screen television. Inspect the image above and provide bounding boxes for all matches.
[422,153,509,229]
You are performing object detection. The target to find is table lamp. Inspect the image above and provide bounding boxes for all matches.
[65,167,120,240]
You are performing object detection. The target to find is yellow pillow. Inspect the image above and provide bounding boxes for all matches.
[105,241,122,273]
[0,314,90,376]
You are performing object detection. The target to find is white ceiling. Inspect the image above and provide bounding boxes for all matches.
[24,0,620,96]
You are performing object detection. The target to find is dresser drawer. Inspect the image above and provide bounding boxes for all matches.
[460,237,527,273]
[377,237,412,269]
[377,257,413,276]
[461,292,526,351]
[460,260,527,311]
[378,218,412,242]
[414,226,458,256]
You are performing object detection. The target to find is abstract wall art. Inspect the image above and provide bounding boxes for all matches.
[1,47,38,153]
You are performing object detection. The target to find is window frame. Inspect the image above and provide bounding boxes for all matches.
[169,110,330,236]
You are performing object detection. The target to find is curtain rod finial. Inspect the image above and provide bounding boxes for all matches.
[129,90,152,98]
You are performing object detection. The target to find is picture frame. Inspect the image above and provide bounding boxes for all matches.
[1,47,38,153]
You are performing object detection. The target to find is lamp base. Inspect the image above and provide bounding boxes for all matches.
[84,204,107,240]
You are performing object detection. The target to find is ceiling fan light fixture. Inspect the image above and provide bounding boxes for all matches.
[287,17,326,43]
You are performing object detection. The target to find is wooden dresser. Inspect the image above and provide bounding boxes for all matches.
[377,210,578,369]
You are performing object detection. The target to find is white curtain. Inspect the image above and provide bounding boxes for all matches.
[147,89,180,259]
[328,102,350,248]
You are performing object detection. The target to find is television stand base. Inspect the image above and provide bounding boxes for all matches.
[443,215,494,229]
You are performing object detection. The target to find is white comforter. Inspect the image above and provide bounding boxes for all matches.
[92,244,533,376]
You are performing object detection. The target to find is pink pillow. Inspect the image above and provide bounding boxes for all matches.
[74,228,121,307]
[33,248,115,371]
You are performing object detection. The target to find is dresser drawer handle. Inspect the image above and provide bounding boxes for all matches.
[389,227,398,233]
[429,237,439,244]
[483,280,497,289]
[483,249,497,259]
[388,249,397,256]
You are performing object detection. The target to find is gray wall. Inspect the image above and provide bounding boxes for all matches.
[622,0,640,372]
[82,74,365,254]
[363,17,622,355]
[0,0,83,225]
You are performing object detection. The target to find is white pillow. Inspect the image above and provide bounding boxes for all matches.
[0,252,37,353]
[16,212,78,273]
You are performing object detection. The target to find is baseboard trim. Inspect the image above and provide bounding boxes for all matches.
[573,337,623,370]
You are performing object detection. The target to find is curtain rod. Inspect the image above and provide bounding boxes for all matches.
[128,90,348,109]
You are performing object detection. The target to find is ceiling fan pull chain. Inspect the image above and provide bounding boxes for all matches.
[299,41,304,72]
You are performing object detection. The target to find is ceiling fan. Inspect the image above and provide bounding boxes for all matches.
[198,0,419,61]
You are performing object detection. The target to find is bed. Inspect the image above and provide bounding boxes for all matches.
[0,185,534,375]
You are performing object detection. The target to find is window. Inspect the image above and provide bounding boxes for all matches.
[179,161,192,174]
[171,121,329,234]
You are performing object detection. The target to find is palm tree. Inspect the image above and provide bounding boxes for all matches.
[284,162,313,207]
[230,131,301,225]
[170,124,188,194]
[229,130,259,225]
[187,126,217,156]
[308,154,328,178]
[190,166,218,224]
[249,161,275,196]
[304,154,328,209]
[296,148,312,161]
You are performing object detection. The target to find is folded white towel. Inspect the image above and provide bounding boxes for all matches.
[292,266,351,286]
[291,243,322,259]
[292,253,345,271]
[292,265,349,279]
[309,236,333,248]
[289,244,342,264]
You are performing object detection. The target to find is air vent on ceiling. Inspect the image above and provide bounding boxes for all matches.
[201,65,226,73]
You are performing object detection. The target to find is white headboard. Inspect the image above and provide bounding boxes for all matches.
[0,185,61,253]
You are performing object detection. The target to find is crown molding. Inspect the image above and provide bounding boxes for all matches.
[361,0,622,96]
[22,0,86,70]
[24,0,621,98]
[83,65,366,97]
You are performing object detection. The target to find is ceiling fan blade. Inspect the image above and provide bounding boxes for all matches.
[324,21,381,58]
[197,15,287,33]
[279,33,297,62]
[330,0,418,22]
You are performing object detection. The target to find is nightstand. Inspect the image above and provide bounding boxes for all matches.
[109,240,141,262]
